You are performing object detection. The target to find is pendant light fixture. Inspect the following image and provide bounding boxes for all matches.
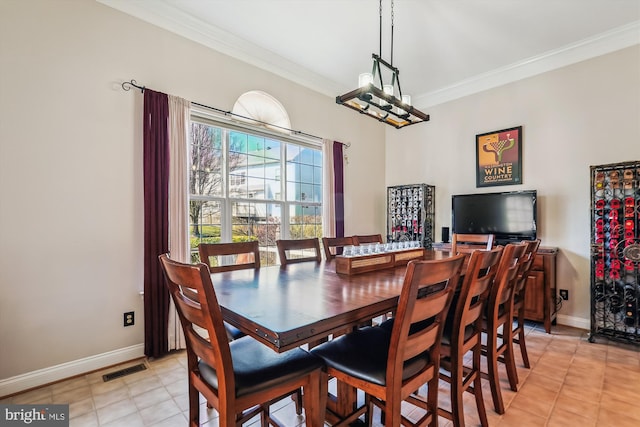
[336,0,429,129]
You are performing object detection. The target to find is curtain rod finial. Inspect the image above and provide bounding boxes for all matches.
[122,79,145,93]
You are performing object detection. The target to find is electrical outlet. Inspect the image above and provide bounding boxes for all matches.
[124,311,135,327]
[559,289,569,301]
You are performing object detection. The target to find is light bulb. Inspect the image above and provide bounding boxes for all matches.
[358,73,373,88]
[401,94,411,106]
[383,84,394,97]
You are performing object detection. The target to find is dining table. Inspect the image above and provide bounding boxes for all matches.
[209,249,453,422]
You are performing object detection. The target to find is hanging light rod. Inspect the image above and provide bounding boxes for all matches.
[336,0,429,129]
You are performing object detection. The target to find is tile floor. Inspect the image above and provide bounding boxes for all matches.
[3,323,640,426]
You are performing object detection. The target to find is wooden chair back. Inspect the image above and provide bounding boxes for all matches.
[352,234,383,245]
[512,239,541,369]
[159,254,236,404]
[483,242,527,414]
[514,239,542,297]
[311,254,466,427]
[451,233,495,255]
[276,238,322,266]
[382,255,466,424]
[321,236,354,259]
[198,241,260,272]
[159,254,326,427]
[490,243,528,319]
[439,246,503,427]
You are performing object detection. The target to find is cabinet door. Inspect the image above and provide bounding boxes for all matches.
[524,270,545,322]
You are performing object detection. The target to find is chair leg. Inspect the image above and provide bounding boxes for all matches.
[292,389,303,415]
[472,343,489,427]
[516,311,531,369]
[450,354,466,427]
[188,383,200,427]
[503,325,519,391]
[486,326,505,414]
[426,376,439,427]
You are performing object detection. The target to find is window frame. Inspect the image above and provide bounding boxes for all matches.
[188,107,323,265]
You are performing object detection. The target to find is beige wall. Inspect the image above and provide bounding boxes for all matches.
[0,0,384,386]
[1,0,639,393]
[386,45,640,326]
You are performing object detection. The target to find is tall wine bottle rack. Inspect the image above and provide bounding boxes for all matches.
[590,161,640,344]
[386,184,435,249]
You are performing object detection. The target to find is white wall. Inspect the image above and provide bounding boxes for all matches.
[1,0,638,395]
[386,45,640,327]
[0,0,384,392]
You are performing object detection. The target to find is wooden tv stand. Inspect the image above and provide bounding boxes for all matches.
[431,243,558,333]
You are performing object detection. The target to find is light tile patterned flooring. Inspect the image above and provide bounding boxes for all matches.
[3,323,640,426]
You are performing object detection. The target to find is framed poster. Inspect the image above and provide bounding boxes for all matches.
[476,126,522,187]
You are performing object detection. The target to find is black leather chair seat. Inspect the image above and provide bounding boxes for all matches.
[224,322,246,340]
[310,326,430,387]
[198,336,324,398]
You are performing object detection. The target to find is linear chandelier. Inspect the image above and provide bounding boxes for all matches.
[336,0,429,129]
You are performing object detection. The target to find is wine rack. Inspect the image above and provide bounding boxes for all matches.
[386,184,435,249]
[590,160,640,344]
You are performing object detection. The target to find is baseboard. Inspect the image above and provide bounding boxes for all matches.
[0,344,145,398]
[556,314,590,331]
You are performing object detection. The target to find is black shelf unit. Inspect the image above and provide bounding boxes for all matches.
[386,184,435,249]
[590,160,640,344]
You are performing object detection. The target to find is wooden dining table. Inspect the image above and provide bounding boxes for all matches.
[209,249,452,421]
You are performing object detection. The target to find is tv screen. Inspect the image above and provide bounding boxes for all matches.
[451,190,537,244]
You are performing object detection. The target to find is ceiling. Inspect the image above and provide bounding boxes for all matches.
[100,0,640,108]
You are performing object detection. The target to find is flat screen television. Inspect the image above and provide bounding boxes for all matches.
[451,190,537,244]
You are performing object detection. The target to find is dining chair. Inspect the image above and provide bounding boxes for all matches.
[321,236,354,260]
[158,254,327,427]
[511,239,542,372]
[276,238,322,266]
[438,246,503,427]
[198,241,260,272]
[198,241,261,341]
[481,242,527,414]
[450,233,495,255]
[352,234,383,245]
[310,254,466,427]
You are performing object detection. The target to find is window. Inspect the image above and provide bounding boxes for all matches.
[189,116,323,266]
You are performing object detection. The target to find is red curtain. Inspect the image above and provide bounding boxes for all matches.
[333,141,345,238]
[143,90,170,358]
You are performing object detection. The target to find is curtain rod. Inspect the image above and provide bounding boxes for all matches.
[121,79,350,148]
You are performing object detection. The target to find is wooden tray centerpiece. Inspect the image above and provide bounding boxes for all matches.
[335,244,426,275]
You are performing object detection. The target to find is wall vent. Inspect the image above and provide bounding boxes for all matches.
[102,363,147,382]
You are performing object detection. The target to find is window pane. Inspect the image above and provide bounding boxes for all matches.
[311,183,322,203]
[190,123,223,197]
[288,204,322,239]
[247,176,266,199]
[247,155,265,178]
[229,131,248,153]
[313,149,323,166]
[229,173,248,198]
[286,144,300,161]
[190,200,222,262]
[313,165,322,185]
[265,178,280,200]
[286,144,322,202]
[248,134,265,157]
[265,139,281,160]
[232,201,281,266]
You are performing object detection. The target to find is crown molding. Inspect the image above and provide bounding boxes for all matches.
[97,0,344,96]
[98,1,639,108]
[414,21,640,108]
